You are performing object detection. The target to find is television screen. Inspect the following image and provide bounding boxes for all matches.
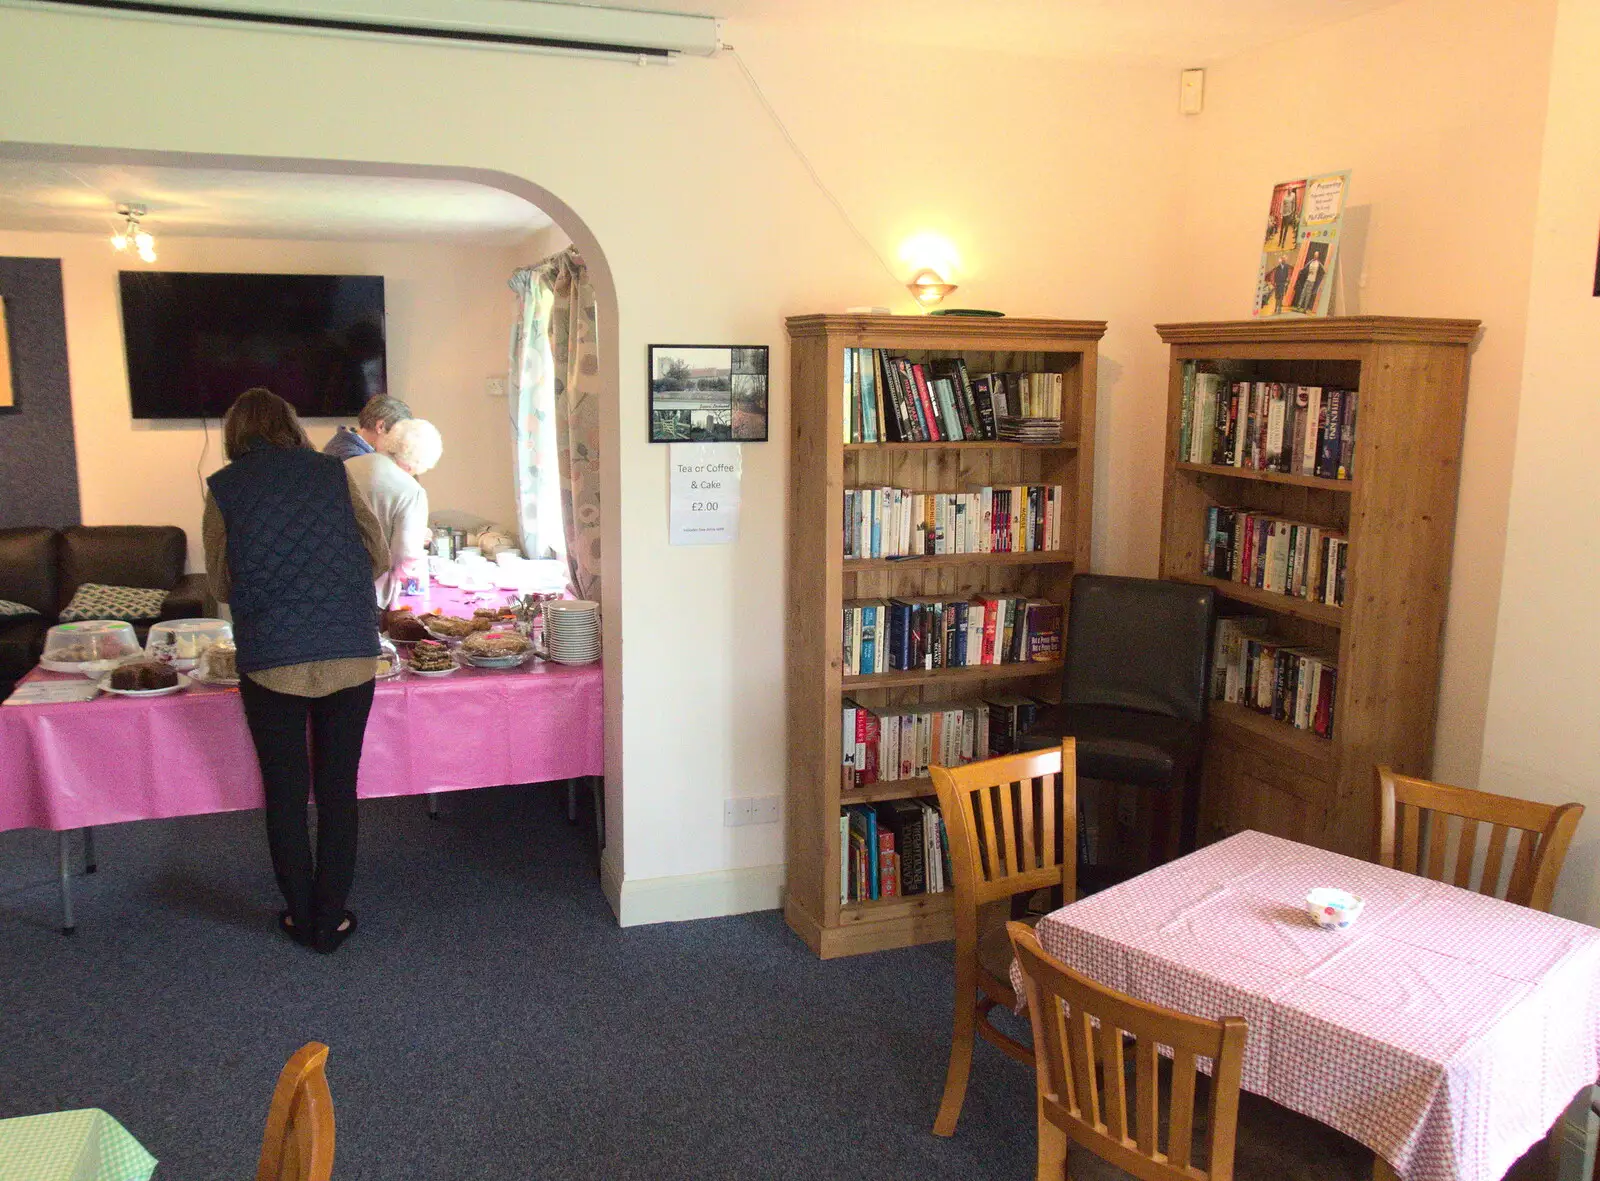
[119,271,386,420]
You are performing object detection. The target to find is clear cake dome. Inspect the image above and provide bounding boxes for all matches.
[40,620,143,675]
[145,618,233,670]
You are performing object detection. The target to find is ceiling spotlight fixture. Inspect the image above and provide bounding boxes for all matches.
[906,267,956,308]
[111,204,156,263]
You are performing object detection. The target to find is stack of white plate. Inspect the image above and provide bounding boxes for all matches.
[544,600,601,665]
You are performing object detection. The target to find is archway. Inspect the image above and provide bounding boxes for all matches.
[0,140,627,901]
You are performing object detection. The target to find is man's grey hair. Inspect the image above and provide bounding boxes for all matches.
[357,395,412,433]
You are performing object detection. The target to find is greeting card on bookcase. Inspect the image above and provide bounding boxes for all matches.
[1254,170,1351,318]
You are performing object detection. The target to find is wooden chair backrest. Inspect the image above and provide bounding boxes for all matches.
[930,741,1076,919]
[1376,766,1583,912]
[257,1042,336,1181]
[1009,922,1247,1181]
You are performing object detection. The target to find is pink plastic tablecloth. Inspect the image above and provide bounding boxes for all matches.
[0,656,603,833]
[1013,830,1600,1181]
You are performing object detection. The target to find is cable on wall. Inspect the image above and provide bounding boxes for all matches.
[724,46,905,294]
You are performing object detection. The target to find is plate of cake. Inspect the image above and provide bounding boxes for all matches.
[407,639,460,676]
[98,660,192,698]
[459,630,534,669]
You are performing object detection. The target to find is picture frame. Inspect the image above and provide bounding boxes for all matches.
[0,297,15,412]
[649,343,769,443]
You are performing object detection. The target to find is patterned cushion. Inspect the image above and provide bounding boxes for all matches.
[59,583,168,623]
[0,599,38,617]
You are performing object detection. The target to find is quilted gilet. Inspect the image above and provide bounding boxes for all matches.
[208,446,381,674]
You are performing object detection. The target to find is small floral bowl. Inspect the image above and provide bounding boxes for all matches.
[1306,888,1365,930]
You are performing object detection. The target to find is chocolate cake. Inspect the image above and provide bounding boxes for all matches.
[110,661,180,691]
[386,615,429,642]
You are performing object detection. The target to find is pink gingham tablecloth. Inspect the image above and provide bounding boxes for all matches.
[1012,830,1600,1181]
[0,659,603,832]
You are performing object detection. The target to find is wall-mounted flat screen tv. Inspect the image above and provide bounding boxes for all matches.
[119,271,386,420]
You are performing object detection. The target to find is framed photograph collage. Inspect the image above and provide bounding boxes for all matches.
[648,344,769,443]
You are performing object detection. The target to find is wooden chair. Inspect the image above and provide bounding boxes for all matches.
[257,1042,336,1181]
[1008,921,1247,1181]
[930,740,1076,1137]
[1376,766,1583,912]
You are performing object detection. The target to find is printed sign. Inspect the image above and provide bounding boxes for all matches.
[669,443,742,545]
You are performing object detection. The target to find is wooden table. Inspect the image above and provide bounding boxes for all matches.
[1015,830,1600,1181]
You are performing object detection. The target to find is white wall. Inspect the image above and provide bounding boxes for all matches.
[1168,0,1558,790]
[5,2,1586,927]
[0,229,531,568]
[1479,0,1600,922]
[0,5,1190,914]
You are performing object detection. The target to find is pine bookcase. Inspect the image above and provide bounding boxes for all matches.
[1155,317,1480,860]
[784,314,1105,959]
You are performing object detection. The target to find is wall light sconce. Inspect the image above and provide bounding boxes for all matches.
[111,204,156,263]
[906,267,957,308]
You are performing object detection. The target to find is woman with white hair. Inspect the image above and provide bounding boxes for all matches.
[344,418,443,606]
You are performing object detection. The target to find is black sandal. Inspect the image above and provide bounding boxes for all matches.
[314,910,357,954]
[278,910,313,948]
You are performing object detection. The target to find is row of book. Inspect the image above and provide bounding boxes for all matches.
[1212,617,1338,738]
[843,597,1062,676]
[1203,507,1349,607]
[842,485,1065,559]
[841,695,1045,788]
[844,348,1064,444]
[842,798,952,903]
[1180,365,1358,480]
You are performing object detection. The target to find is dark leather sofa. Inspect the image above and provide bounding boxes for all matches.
[0,526,213,699]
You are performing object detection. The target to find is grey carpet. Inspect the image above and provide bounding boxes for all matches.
[0,785,1448,1179]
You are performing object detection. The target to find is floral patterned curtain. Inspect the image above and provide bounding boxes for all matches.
[508,247,601,601]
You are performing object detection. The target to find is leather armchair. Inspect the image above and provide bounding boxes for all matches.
[56,526,213,628]
[0,525,216,698]
[0,527,58,694]
[1020,573,1215,873]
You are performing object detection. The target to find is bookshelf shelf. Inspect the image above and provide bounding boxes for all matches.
[1157,317,1479,858]
[1208,700,1335,767]
[844,551,1073,572]
[839,892,953,924]
[843,660,1063,691]
[840,777,935,806]
[1169,573,1343,628]
[787,313,1104,959]
[843,440,1079,453]
[1174,461,1353,493]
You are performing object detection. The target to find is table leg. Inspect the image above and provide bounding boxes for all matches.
[58,831,75,936]
[427,792,441,820]
[566,780,578,824]
[82,826,96,874]
[1372,1156,1400,1181]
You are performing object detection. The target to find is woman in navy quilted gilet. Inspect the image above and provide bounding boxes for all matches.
[204,388,390,953]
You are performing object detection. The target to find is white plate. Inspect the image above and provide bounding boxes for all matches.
[98,671,194,698]
[461,651,532,669]
[190,669,240,687]
[407,657,460,677]
[544,600,598,613]
[39,657,138,677]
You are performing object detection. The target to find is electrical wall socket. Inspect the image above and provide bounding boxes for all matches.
[723,795,782,827]
[485,376,507,398]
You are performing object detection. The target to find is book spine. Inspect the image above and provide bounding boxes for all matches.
[1339,392,1358,480]
[1178,361,1195,462]
[969,367,998,439]
[1318,389,1343,479]
[910,363,941,442]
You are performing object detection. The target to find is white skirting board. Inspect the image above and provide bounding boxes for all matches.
[600,855,784,927]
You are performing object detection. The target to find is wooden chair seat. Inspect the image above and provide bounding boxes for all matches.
[931,741,1076,1137]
